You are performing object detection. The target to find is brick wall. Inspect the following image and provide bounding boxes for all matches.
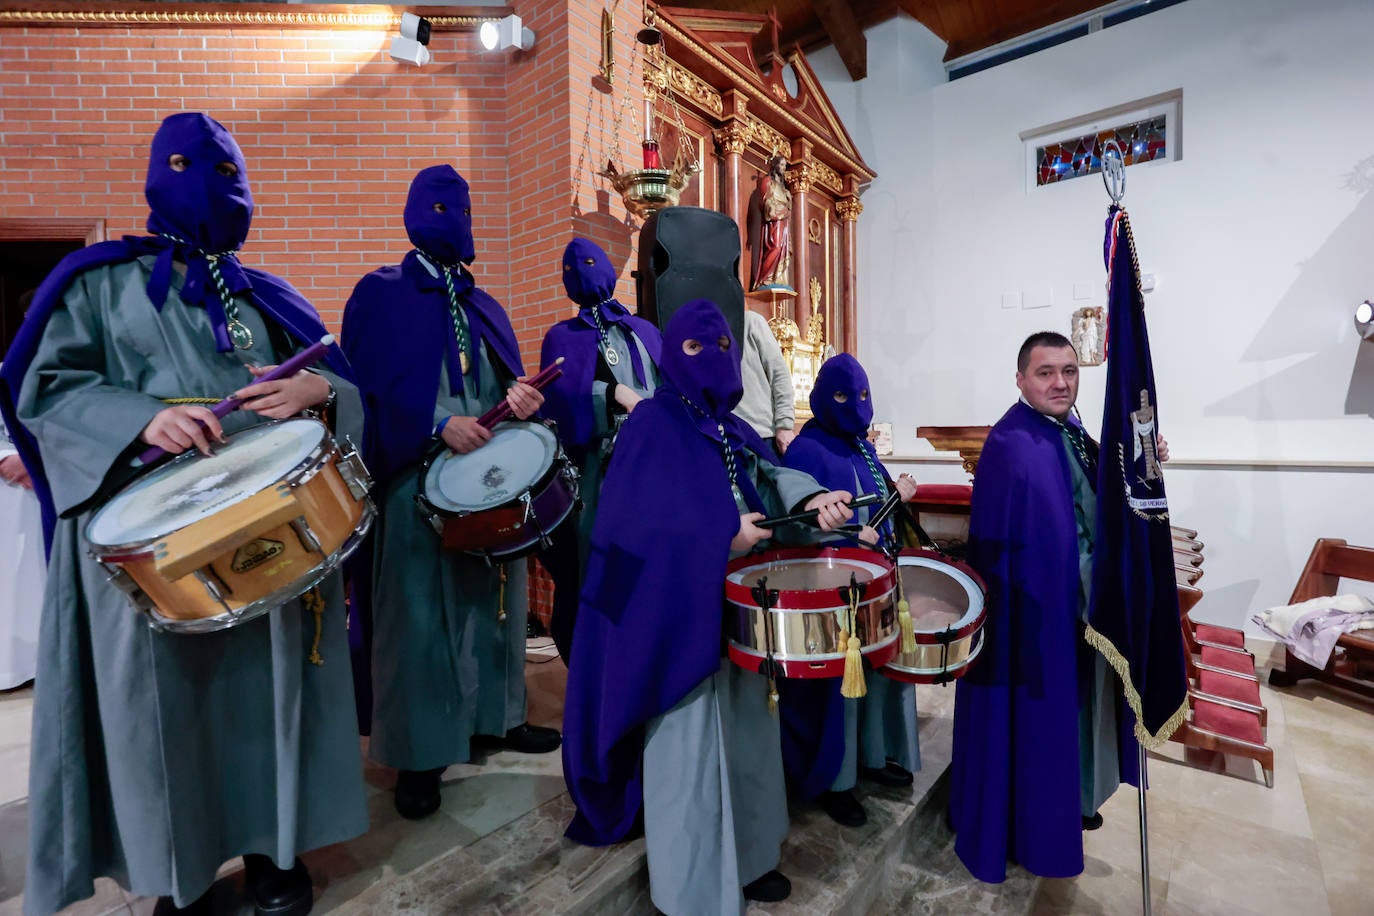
[0,5,656,630]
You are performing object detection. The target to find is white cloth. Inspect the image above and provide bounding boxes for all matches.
[1254,593,1374,638]
[0,435,42,689]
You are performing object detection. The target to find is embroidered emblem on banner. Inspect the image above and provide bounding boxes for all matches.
[1124,388,1167,513]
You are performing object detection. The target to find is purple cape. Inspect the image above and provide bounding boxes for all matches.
[340,251,523,483]
[561,386,773,845]
[539,307,661,467]
[1088,206,1188,741]
[948,400,1138,883]
[0,237,351,555]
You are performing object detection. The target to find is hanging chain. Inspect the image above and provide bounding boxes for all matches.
[157,232,253,350]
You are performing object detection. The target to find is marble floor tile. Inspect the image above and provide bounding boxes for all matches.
[1312,841,1373,916]
[0,687,33,808]
[1033,869,1166,916]
[1164,807,1329,916]
[0,877,129,916]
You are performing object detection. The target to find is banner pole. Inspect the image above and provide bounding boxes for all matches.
[1138,743,1151,915]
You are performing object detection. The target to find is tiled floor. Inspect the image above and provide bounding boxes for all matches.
[2,640,1373,915]
[1032,641,1374,916]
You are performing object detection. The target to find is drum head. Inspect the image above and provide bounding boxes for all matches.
[87,420,326,549]
[424,421,557,513]
[897,553,985,635]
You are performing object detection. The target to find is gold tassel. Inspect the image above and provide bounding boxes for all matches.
[768,677,779,715]
[303,586,325,666]
[896,572,916,654]
[498,564,508,623]
[841,632,867,698]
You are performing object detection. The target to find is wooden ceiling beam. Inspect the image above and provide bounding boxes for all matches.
[942,0,1110,61]
[807,0,867,80]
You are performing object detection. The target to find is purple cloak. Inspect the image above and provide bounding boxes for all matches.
[340,251,523,483]
[948,400,1138,883]
[0,237,349,555]
[561,299,775,844]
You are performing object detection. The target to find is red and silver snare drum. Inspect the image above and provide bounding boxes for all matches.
[881,550,986,684]
[725,546,900,679]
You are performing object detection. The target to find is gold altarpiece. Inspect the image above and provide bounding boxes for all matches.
[647,5,876,417]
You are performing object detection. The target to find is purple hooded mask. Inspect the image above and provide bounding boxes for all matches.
[810,353,874,438]
[405,164,476,266]
[562,237,617,307]
[660,298,743,421]
[145,112,253,256]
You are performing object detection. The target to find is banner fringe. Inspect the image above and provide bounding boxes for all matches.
[1084,623,1188,750]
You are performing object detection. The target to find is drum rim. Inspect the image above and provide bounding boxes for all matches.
[419,419,564,517]
[882,628,985,678]
[723,545,898,611]
[85,418,332,556]
[728,626,901,663]
[896,549,988,643]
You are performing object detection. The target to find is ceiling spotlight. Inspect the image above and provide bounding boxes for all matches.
[390,12,432,67]
[1356,300,1374,341]
[479,14,535,52]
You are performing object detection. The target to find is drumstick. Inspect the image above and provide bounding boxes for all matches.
[475,357,565,430]
[752,493,883,529]
[865,488,906,532]
[136,334,336,465]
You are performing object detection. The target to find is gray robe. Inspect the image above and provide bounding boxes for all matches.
[368,345,529,771]
[642,455,818,916]
[1063,430,1120,816]
[17,257,368,914]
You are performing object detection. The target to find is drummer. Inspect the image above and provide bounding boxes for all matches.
[0,112,367,916]
[562,298,854,914]
[779,353,921,828]
[537,237,662,661]
[341,164,561,822]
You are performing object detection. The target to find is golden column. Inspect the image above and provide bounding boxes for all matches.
[835,192,864,355]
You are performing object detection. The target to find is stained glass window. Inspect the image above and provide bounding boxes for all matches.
[1034,114,1168,187]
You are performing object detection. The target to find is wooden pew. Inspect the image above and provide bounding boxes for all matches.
[1267,539,1374,700]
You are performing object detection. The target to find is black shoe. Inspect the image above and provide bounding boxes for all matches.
[498,723,562,754]
[1082,812,1104,831]
[818,789,868,828]
[742,869,792,903]
[394,767,444,820]
[242,854,313,916]
[153,892,213,916]
[858,761,914,787]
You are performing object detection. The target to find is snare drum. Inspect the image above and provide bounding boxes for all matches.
[881,550,986,684]
[416,420,578,561]
[725,546,900,679]
[86,418,374,634]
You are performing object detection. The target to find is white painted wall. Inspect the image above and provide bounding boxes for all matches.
[810,0,1374,630]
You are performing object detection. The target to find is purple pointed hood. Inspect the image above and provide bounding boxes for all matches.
[145,112,253,255]
[810,352,873,438]
[404,164,476,265]
[660,298,743,420]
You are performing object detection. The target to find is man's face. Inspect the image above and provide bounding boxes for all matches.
[1016,345,1079,419]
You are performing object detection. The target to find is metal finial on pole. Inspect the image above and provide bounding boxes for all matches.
[1102,138,1127,205]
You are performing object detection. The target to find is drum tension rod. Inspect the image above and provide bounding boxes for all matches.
[751,578,782,711]
[934,625,958,686]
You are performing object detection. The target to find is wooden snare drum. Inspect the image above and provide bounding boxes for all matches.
[86,418,374,633]
[881,550,986,684]
[725,546,900,679]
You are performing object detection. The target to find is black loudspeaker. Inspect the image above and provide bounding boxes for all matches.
[635,206,746,346]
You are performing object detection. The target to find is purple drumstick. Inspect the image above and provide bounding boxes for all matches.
[136,334,336,465]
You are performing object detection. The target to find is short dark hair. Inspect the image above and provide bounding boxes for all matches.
[1017,331,1074,372]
